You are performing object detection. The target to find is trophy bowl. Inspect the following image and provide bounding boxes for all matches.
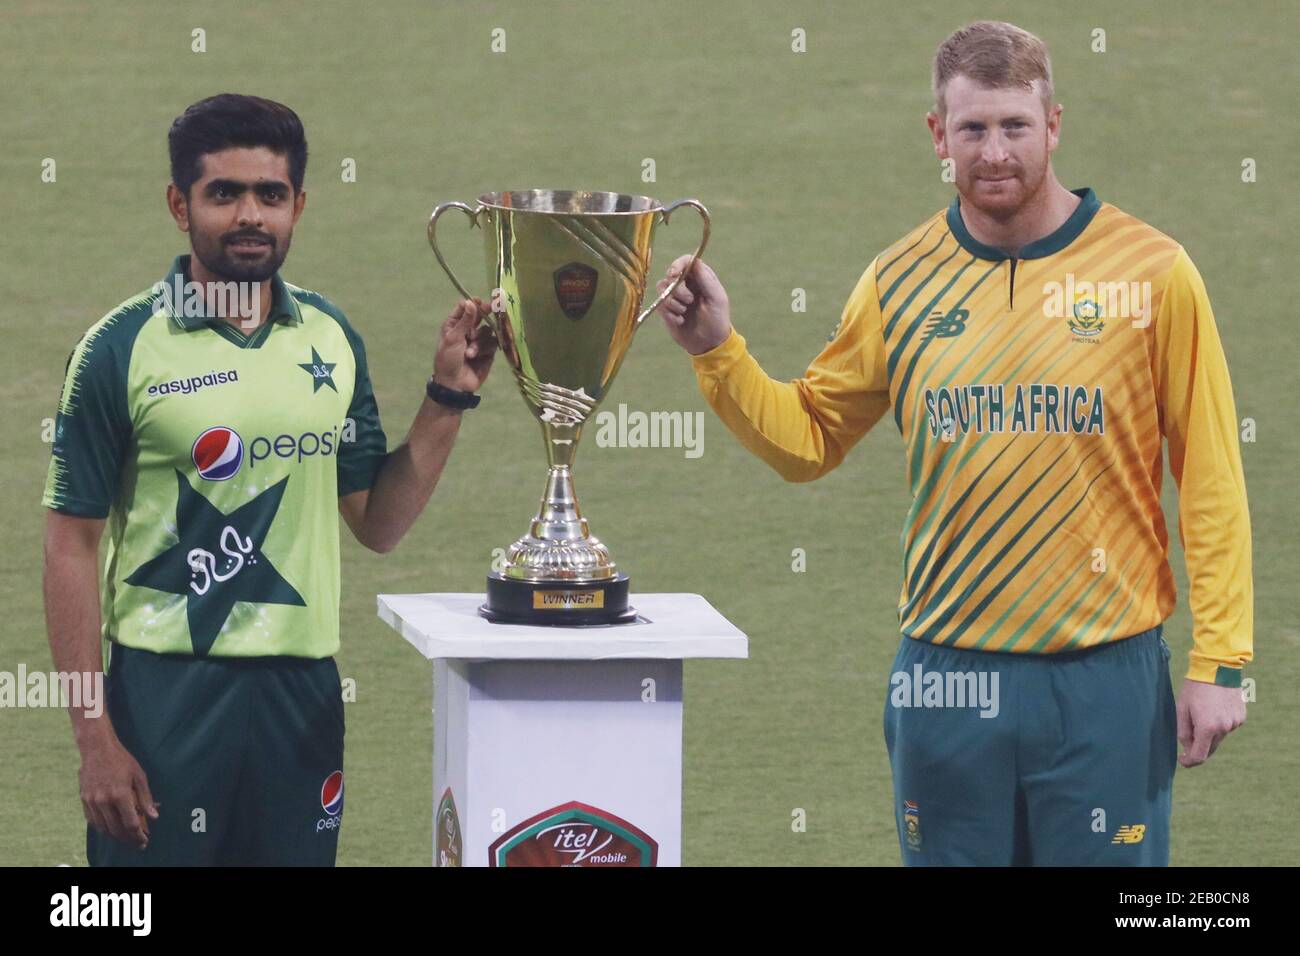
[429,190,710,624]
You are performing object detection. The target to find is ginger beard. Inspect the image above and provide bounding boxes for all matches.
[954,138,1050,223]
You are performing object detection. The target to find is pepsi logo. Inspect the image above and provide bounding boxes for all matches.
[192,426,244,481]
[320,770,344,817]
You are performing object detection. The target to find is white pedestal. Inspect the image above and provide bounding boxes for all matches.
[376,592,747,867]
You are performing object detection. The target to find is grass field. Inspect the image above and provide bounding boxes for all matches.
[2,0,1296,866]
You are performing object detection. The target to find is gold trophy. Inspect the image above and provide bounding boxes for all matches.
[429,190,709,624]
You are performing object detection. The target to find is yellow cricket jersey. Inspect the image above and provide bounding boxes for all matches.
[692,188,1252,686]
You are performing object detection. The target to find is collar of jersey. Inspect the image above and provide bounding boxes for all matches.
[161,254,303,331]
[946,187,1100,261]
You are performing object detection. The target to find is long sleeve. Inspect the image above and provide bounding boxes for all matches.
[690,260,892,482]
[1153,247,1253,685]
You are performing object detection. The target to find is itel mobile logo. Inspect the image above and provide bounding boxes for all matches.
[489,801,657,867]
[317,770,344,832]
[539,822,616,863]
[192,426,244,481]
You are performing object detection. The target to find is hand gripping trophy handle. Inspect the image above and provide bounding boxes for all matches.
[427,200,484,305]
[633,199,711,327]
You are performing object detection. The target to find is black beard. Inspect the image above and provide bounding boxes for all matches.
[191,232,290,283]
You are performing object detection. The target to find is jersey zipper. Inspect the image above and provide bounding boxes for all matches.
[1008,258,1019,310]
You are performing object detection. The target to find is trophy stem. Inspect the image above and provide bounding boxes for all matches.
[529,465,590,545]
[542,421,581,469]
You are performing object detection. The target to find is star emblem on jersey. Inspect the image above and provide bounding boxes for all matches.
[125,470,305,656]
[298,347,338,393]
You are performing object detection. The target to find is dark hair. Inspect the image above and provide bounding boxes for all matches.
[168,93,308,195]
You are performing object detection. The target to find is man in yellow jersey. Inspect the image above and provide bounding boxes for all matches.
[654,21,1251,865]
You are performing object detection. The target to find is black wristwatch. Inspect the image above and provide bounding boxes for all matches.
[426,376,481,410]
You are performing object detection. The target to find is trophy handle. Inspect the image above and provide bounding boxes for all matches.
[635,198,712,327]
[427,201,483,301]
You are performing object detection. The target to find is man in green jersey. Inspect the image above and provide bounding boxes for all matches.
[41,94,497,865]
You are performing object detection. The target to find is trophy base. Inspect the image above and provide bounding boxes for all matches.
[480,572,635,626]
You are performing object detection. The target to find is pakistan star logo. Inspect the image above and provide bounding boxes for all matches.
[298,346,338,392]
[126,471,305,656]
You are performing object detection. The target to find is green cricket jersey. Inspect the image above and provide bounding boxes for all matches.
[43,255,389,658]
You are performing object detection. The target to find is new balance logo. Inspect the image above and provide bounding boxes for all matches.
[1112,824,1146,844]
[923,308,969,340]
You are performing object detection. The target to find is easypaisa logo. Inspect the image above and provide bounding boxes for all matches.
[148,368,240,399]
